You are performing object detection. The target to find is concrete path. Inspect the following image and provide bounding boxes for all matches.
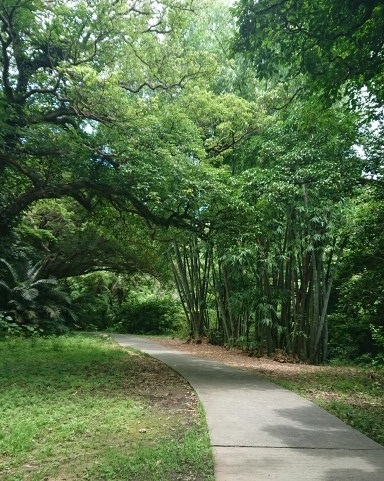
[111,334,384,481]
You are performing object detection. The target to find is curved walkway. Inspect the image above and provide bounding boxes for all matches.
[112,334,384,481]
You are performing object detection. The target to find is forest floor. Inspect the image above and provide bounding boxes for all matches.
[150,336,384,447]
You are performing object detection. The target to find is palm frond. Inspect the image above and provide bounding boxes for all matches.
[1,257,73,331]
[32,277,58,288]
[14,286,39,301]
[0,258,19,283]
[0,280,12,293]
[23,309,38,321]
[8,299,24,310]
[43,305,62,320]
[26,260,50,283]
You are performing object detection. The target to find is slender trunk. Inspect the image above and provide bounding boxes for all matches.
[212,257,231,343]
[309,250,341,363]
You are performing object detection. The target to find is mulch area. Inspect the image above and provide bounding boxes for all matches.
[148,337,330,379]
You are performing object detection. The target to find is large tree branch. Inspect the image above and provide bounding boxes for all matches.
[5,157,45,187]
[206,128,258,156]
[120,64,208,93]
[0,179,201,237]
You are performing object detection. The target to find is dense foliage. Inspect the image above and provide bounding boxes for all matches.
[233,0,384,108]
[1,0,383,365]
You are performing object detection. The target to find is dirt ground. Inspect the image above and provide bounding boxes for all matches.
[149,336,330,378]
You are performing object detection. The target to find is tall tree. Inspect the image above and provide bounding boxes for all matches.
[0,0,213,237]
[194,95,363,362]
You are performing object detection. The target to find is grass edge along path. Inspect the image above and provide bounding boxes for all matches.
[262,365,384,447]
[149,336,384,448]
[0,335,214,481]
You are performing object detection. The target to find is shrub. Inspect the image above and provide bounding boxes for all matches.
[115,296,184,334]
[0,258,74,337]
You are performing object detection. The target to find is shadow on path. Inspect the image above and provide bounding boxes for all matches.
[112,334,384,481]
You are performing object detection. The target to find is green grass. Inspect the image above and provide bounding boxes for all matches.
[0,335,214,481]
[260,365,384,446]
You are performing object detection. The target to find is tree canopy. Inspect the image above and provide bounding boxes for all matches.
[233,0,384,109]
[0,0,218,236]
[1,0,383,365]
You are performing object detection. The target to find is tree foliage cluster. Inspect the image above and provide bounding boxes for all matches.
[1,0,383,364]
[233,0,384,109]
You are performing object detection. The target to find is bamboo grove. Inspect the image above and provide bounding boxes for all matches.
[169,205,348,365]
[169,100,363,365]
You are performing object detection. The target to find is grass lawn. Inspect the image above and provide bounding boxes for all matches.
[0,335,214,481]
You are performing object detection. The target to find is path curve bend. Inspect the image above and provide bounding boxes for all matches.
[112,334,384,481]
